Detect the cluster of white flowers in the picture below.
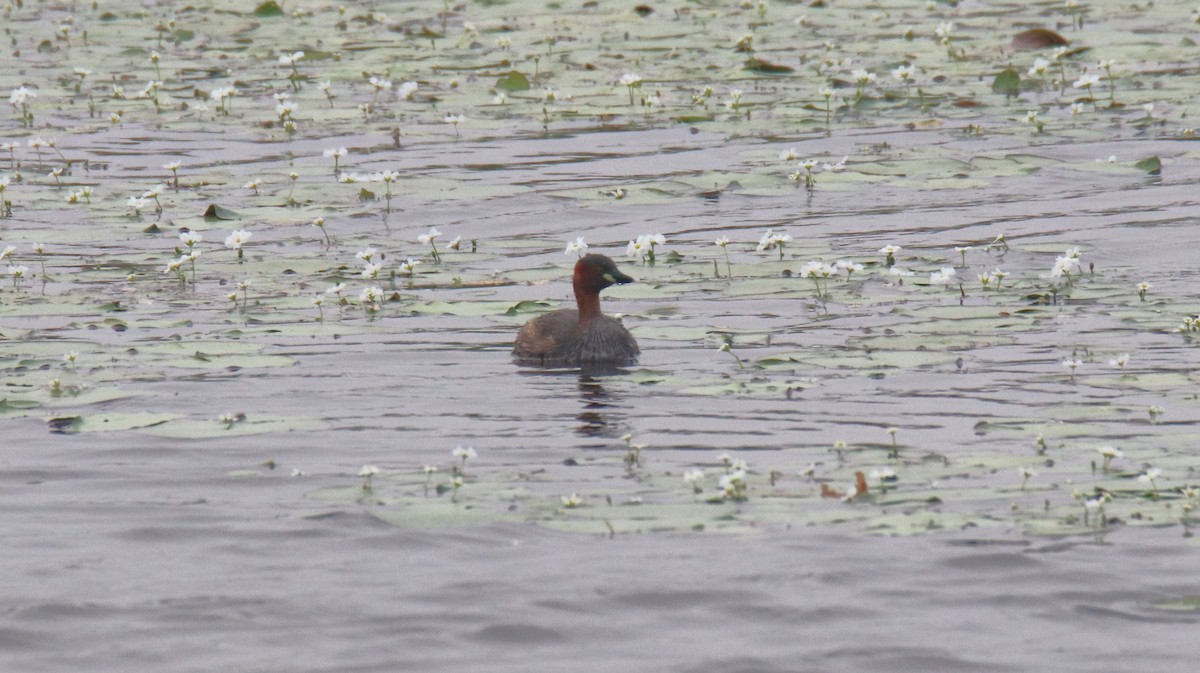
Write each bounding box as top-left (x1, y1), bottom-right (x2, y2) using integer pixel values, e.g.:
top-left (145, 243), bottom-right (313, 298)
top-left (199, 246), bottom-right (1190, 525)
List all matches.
top-left (1049, 246), bottom-right (1082, 282)
top-left (626, 233), bottom-right (665, 261)
top-left (799, 260), bottom-right (837, 279)
top-left (929, 266), bottom-right (956, 285)
top-left (210, 85), bottom-right (237, 103)
top-left (8, 86), bottom-right (35, 109)
top-left (756, 229), bottom-right (792, 254)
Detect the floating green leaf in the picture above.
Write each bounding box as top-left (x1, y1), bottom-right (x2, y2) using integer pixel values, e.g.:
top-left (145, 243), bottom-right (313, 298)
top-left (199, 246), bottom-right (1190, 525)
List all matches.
top-left (1134, 156), bottom-right (1162, 175)
top-left (991, 67), bottom-right (1021, 97)
top-left (495, 70), bottom-right (531, 91)
top-left (203, 204), bottom-right (240, 220)
top-left (253, 1), bottom-right (283, 17)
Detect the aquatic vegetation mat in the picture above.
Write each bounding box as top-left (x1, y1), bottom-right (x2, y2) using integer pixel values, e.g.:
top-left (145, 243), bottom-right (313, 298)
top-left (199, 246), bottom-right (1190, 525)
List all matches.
top-left (2, 0), bottom-right (1199, 539)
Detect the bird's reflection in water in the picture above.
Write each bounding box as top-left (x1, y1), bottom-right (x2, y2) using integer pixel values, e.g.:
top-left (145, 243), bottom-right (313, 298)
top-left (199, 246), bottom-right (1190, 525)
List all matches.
top-left (576, 367), bottom-right (629, 438)
top-left (517, 364), bottom-right (631, 439)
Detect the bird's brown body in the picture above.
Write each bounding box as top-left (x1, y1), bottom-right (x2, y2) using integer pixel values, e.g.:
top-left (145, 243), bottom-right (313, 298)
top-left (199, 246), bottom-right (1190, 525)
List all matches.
top-left (513, 254), bottom-right (639, 365)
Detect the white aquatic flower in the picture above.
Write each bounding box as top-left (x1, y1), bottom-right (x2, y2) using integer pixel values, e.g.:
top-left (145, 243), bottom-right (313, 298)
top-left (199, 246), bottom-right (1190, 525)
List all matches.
top-left (1137, 468), bottom-right (1162, 484)
top-left (417, 227), bottom-right (441, 245)
top-left (835, 260), bottom-right (863, 275)
top-left (356, 247), bottom-right (377, 262)
top-left (1063, 246), bottom-right (1081, 259)
top-left (852, 69), bottom-right (877, 84)
top-left (1050, 255), bottom-right (1079, 279)
top-left (564, 236), bottom-right (588, 256)
top-left (683, 469), bottom-right (705, 483)
top-left (369, 76), bottom-right (392, 91)
top-left (224, 230), bottom-right (252, 250)
top-left (453, 446), bottom-right (477, 460)
top-left (8, 86), bottom-right (36, 107)
top-left (929, 266), bottom-right (956, 285)
top-left (1028, 58), bottom-right (1050, 77)
top-left (619, 72), bottom-right (643, 87)
top-left (934, 21), bottom-right (954, 39)
top-left (398, 258), bottom-right (421, 275)
top-left (1097, 446), bottom-right (1123, 459)
top-left (822, 156), bottom-right (848, 172)
top-left (397, 81), bottom-right (418, 100)
top-left (626, 237), bottom-right (647, 258)
top-left (278, 51), bottom-right (304, 66)
top-left (179, 231), bottom-right (203, 246)
top-left (358, 464), bottom-right (379, 477)
top-left (1073, 73), bottom-right (1100, 89)
top-left (359, 286), bottom-right (384, 303)
top-left (1108, 353), bottom-right (1130, 369)
top-left (323, 147), bottom-right (348, 159)
top-left (714, 236), bottom-right (730, 248)
top-left (561, 493), bottom-right (582, 508)
top-left (799, 260), bottom-right (829, 278)
top-left (892, 64), bottom-right (915, 81)
top-left (325, 282), bottom-right (346, 295)
top-left (360, 262), bottom-right (383, 279)
top-left (779, 148), bottom-right (798, 161)
top-left (756, 229), bottom-right (792, 252)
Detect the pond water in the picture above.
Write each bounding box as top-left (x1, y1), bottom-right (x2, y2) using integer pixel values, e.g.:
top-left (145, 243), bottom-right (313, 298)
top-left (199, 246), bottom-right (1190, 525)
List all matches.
top-left (2, 1), bottom-right (1199, 670)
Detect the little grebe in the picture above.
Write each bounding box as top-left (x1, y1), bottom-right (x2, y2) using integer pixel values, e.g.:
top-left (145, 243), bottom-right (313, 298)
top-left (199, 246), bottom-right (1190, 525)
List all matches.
top-left (513, 253), bottom-right (639, 365)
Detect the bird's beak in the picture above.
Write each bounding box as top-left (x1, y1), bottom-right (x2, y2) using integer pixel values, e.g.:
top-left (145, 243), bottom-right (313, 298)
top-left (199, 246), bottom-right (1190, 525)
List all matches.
top-left (604, 270), bottom-right (634, 285)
